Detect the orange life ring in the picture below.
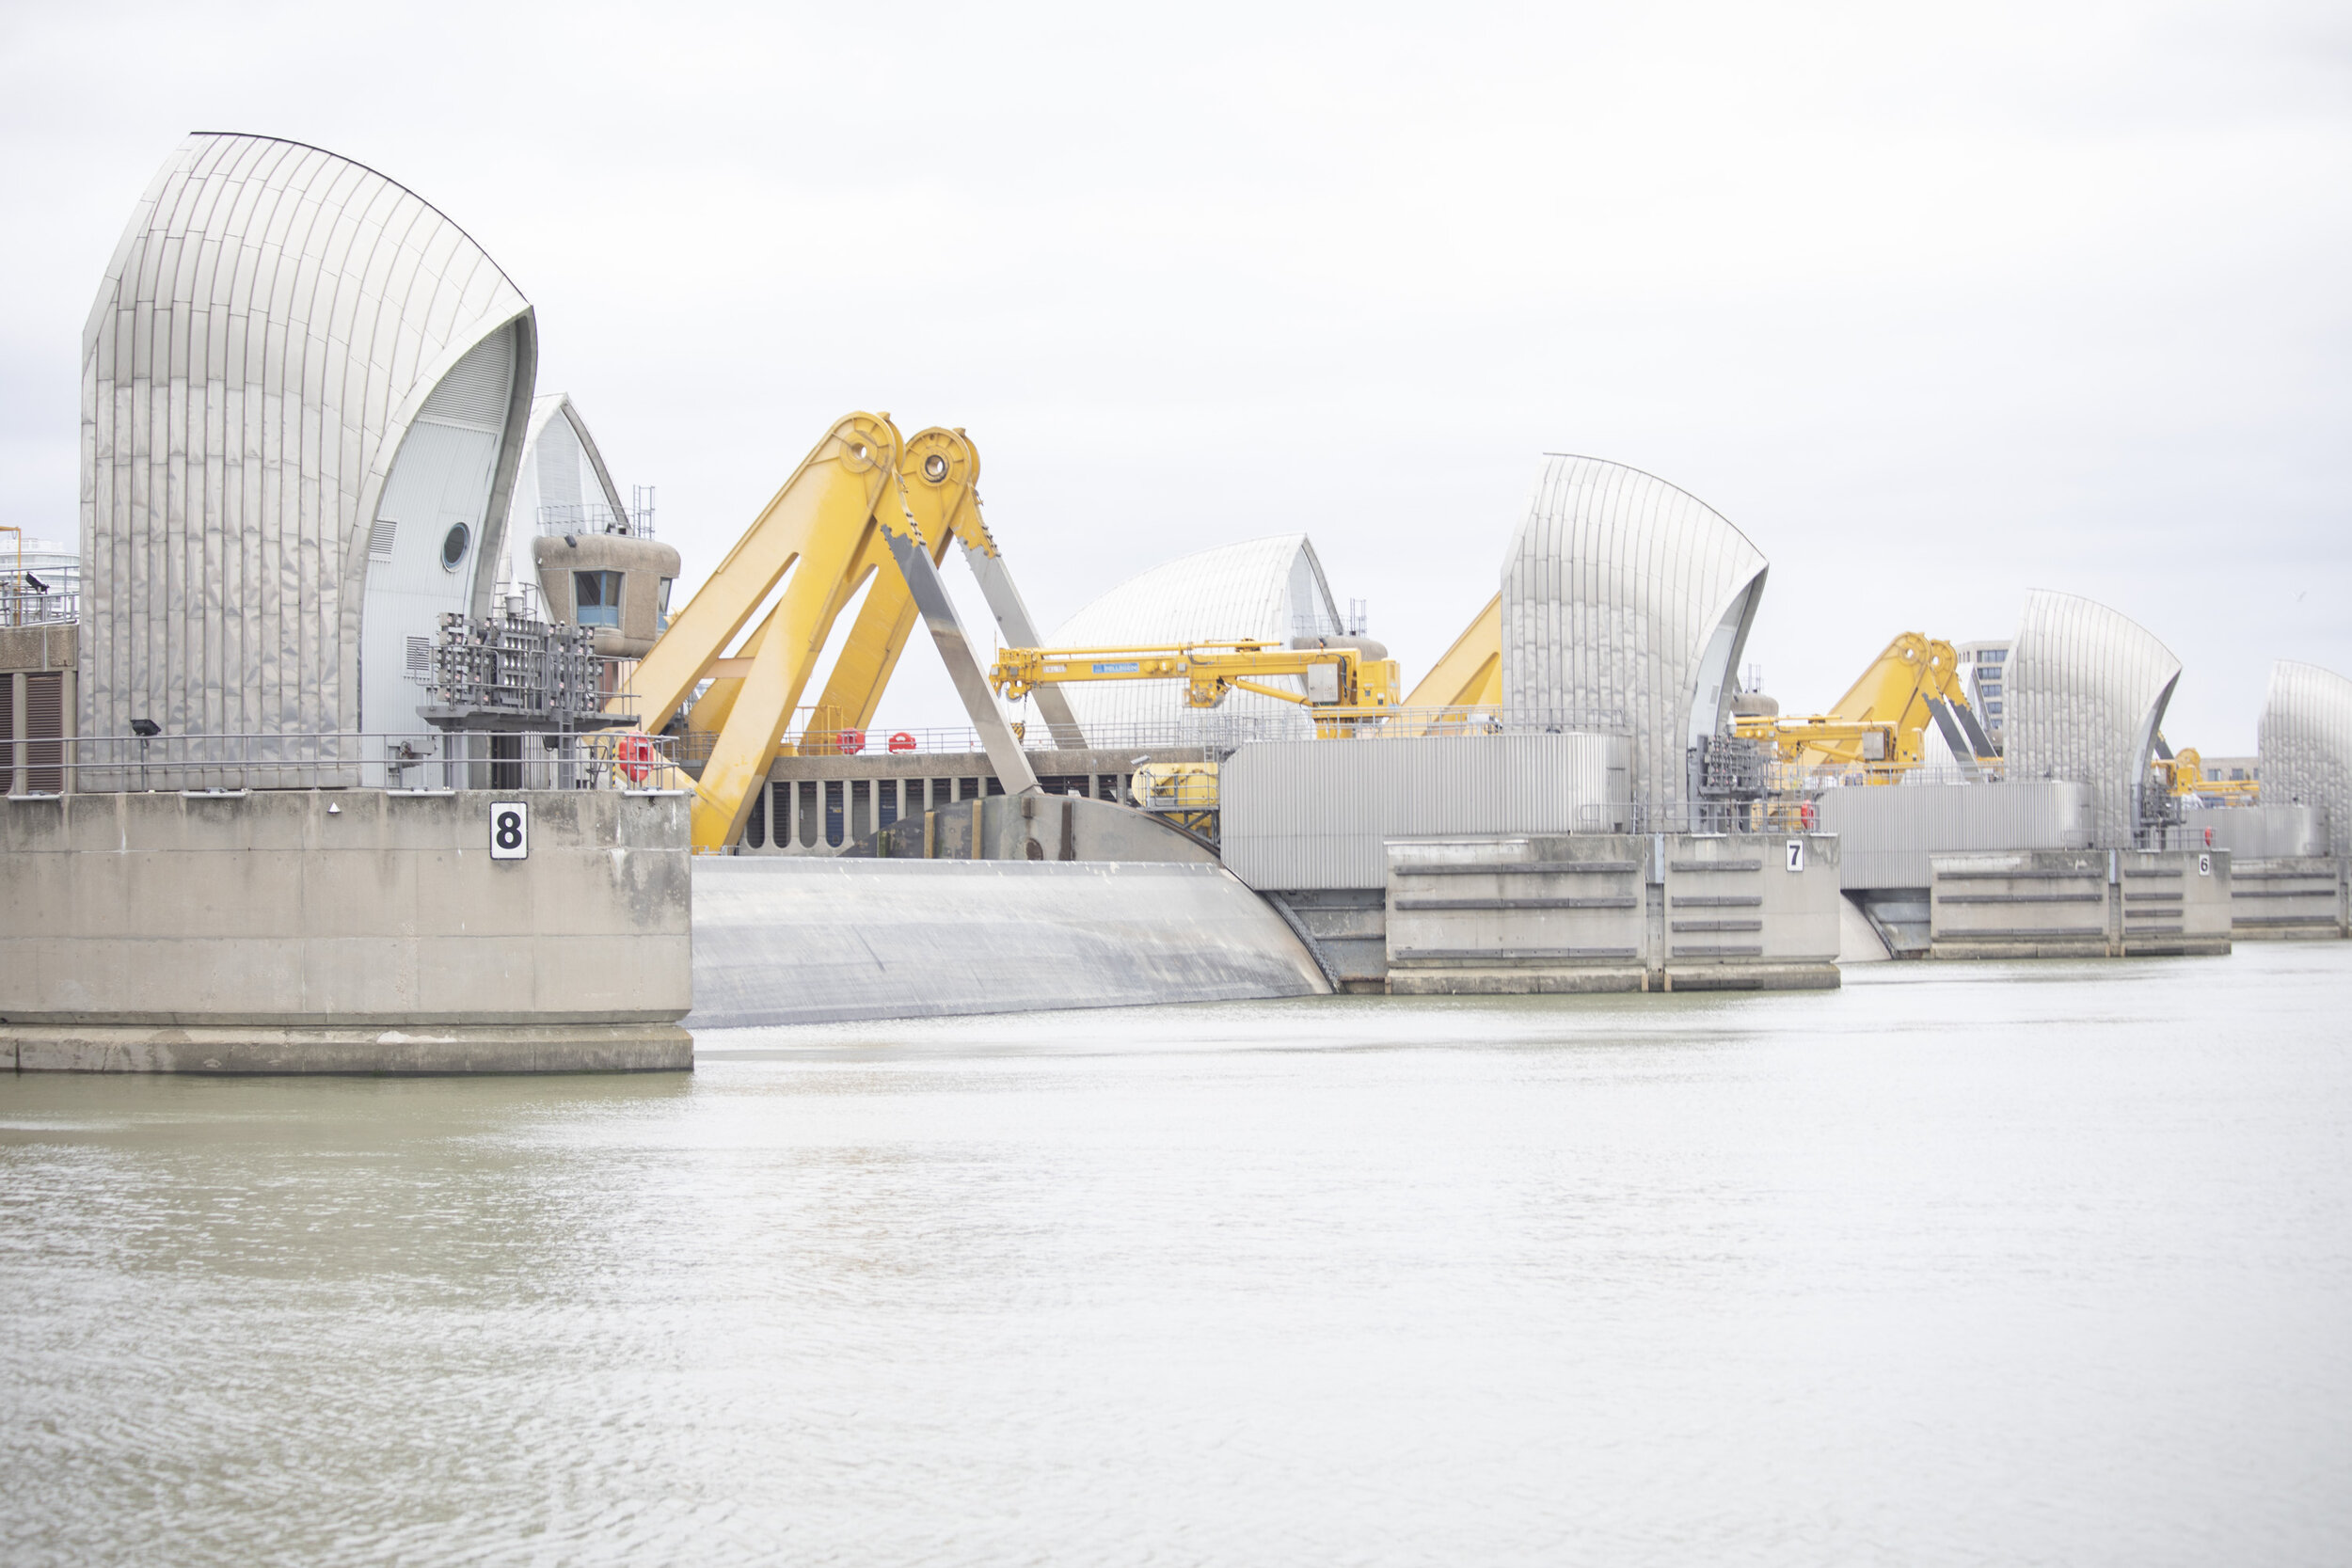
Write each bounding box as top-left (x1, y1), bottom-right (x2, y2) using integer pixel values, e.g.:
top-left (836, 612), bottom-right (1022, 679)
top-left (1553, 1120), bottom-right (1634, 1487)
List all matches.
top-left (888, 731), bottom-right (917, 753)
top-left (617, 733), bottom-right (657, 784)
top-left (838, 728), bottom-right (867, 755)
top-left (1799, 801), bottom-right (1817, 831)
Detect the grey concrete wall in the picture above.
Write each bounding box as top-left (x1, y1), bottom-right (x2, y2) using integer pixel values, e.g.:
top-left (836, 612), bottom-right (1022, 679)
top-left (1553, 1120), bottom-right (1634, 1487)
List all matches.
top-left (688, 858), bottom-right (1327, 1028)
top-left (898, 794), bottom-right (1218, 864)
top-left (1384, 832), bottom-right (1843, 994)
top-left (1812, 781), bottom-right (2092, 891)
top-left (1929, 847), bottom-right (2231, 959)
top-left (1, 621), bottom-right (77, 674)
top-left (2228, 857), bottom-right (2345, 940)
top-left (0, 788), bottom-right (691, 1070)
top-left (739, 746), bottom-right (1205, 855)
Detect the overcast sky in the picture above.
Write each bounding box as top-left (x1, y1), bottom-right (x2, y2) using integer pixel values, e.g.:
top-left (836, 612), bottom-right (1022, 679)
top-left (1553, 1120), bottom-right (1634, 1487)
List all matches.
top-left (3, 0), bottom-right (2345, 749)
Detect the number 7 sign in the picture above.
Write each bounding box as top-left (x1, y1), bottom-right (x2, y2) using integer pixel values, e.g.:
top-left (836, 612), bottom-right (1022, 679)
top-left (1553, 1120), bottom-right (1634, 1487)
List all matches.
top-left (490, 800), bottom-right (529, 861)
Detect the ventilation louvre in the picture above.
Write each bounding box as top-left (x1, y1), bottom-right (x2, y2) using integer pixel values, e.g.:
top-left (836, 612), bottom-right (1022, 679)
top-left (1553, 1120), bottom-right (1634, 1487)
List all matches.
top-left (417, 325), bottom-right (515, 431)
top-left (368, 519), bottom-right (397, 560)
top-left (406, 636), bottom-right (432, 674)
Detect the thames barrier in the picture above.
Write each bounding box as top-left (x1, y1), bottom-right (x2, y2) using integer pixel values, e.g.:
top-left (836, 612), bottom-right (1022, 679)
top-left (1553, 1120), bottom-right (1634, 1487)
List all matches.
top-left (3, 132), bottom-right (2346, 1069)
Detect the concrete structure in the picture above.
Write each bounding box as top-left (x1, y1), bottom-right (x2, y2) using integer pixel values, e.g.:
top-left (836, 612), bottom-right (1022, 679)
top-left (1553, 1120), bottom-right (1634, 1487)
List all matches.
top-left (2219, 859), bottom-right (2344, 940)
top-left (82, 133), bottom-right (535, 748)
top-left (0, 788), bottom-right (691, 1070)
top-left (2259, 660), bottom-right (2352, 857)
top-left (1927, 847), bottom-right (2230, 959)
top-left (3, 624), bottom-right (76, 797)
top-left (732, 746), bottom-right (1197, 854)
top-left (899, 792), bottom-right (1221, 864)
top-left (513, 394), bottom-right (678, 659)
top-left (1383, 832), bottom-right (1842, 993)
top-left (1502, 455), bottom-right (1767, 819)
top-left (2005, 591), bottom-right (2180, 847)
top-left (1043, 534), bottom-right (1345, 742)
top-left (688, 858), bottom-right (1328, 1028)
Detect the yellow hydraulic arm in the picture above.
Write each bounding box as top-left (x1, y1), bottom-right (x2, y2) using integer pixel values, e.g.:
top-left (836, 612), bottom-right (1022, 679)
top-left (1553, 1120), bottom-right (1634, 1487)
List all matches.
top-left (992, 641), bottom-right (1403, 713)
top-left (1402, 592), bottom-right (1503, 715)
top-left (1734, 632), bottom-right (1995, 773)
top-left (615, 412), bottom-right (1041, 851)
top-left (2153, 747), bottom-right (2261, 804)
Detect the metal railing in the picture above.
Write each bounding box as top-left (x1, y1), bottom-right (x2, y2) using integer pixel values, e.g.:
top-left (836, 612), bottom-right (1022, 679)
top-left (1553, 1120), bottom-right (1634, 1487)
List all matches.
top-left (8, 731), bottom-right (680, 797)
top-left (668, 705), bottom-right (1631, 764)
top-left (3, 559), bottom-right (81, 628)
top-left (536, 500), bottom-right (655, 540)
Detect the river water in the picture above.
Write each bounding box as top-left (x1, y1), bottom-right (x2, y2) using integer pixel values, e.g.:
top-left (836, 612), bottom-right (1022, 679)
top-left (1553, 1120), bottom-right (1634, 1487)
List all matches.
top-left (4, 944), bottom-right (2349, 1566)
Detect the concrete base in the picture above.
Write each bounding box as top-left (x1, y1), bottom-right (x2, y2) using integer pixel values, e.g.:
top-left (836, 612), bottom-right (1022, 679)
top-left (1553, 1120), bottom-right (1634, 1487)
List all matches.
top-left (1928, 847), bottom-right (2232, 959)
top-left (1383, 832), bottom-right (1845, 994)
top-left (1387, 960), bottom-right (1838, 995)
top-left (3, 1022), bottom-right (693, 1074)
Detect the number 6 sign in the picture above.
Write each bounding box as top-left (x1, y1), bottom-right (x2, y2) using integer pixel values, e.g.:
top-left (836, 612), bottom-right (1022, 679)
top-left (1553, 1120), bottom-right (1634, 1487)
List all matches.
top-left (490, 800), bottom-right (529, 861)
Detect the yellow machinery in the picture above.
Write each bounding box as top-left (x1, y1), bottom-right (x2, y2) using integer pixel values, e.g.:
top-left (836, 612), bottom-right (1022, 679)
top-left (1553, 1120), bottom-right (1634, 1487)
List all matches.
top-left (617, 413), bottom-right (1065, 851)
top-left (2153, 747), bottom-right (2261, 805)
top-left (1733, 633), bottom-right (1997, 777)
top-left (990, 640), bottom-right (1403, 715)
top-left (1401, 592), bottom-right (1502, 716)
top-left (1131, 760), bottom-right (1220, 837)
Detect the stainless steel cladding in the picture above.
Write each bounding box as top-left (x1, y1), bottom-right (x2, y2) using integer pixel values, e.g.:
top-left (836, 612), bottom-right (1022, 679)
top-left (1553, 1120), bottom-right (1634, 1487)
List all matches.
top-left (1502, 456), bottom-right (1767, 816)
top-left (2259, 660), bottom-right (2352, 856)
top-left (2005, 590), bottom-right (2181, 848)
top-left (2180, 803), bottom-right (2325, 860)
top-left (1812, 780), bottom-right (2094, 890)
top-left (1219, 732), bottom-right (1630, 891)
top-left (1045, 535), bottom-right (1343, 742)
top-left (81, 133), bottom-right (536, 741)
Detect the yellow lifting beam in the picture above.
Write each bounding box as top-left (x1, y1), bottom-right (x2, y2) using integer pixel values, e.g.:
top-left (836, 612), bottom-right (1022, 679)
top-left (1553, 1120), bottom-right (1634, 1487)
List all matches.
top-left (991, 641), bottom-right (1402, 712)
top-left (1734, 632), bottom-right (1996, 775)
top-left (1401, 591), bottom-right (1503, 722)
top-left (614, 412), bottom-right (1044, 852)
top-left (2153, 747), bottom-right (2261, 804)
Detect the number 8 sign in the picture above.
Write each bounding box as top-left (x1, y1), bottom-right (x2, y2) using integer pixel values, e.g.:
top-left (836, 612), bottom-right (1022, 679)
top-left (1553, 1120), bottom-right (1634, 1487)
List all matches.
top-left (490, 800), bottom-right (529, 861)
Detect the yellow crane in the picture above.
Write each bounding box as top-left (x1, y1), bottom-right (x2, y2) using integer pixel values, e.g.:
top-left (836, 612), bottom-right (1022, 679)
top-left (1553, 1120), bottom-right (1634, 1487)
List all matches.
top-left (615, 413), bottom-right (1061, 851)
top-left (990, 640), bottom-right (1403, 715)
top-left (1733, 632), bottom-right (1996, 776)
top-left (2152, 746), bottom-right (2260, 804)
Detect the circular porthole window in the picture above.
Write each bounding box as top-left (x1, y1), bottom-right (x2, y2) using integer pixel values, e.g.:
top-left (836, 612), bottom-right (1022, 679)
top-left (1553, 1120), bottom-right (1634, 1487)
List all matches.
top-left (440, 522), bottom-right (470, 570)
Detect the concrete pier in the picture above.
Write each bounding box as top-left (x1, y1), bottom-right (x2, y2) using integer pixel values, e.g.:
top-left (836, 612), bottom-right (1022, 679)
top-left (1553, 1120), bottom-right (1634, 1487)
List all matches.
top-left (1928, 847), bottom-right (2232, 959)
top-left (1382, 832), bottom-right (1844, 994)
top-left (0, 789), bottom-right (692, 1071)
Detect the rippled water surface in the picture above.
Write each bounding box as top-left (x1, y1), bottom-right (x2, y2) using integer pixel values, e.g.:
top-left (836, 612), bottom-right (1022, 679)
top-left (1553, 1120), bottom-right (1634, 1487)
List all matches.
top-left (6, 944), bottom-right (2351, 1566)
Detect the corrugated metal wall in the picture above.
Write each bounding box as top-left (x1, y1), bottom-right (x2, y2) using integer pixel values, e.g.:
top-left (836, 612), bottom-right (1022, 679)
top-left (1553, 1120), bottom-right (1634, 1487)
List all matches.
top-left (1502, 455), bottom-right (1767, 816)
top-left (2259, 660), bottom-right (2352, 857)
top-left (1220, 732), bottom-right (1629, 890)
top-left (1811, 781), bottom-right (2093, 889)
top-left (2180, 803), bottom-right (2324, 860)
top-left (2005, 590), bottom-right (2180, 848)
top-left (81, 132), bottom-right (534, 740)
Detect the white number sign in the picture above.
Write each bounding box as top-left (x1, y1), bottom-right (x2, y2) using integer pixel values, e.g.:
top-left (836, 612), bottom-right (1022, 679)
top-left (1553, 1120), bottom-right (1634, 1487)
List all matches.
top-left (2198, 852), bottom-right (2212, 877)
top-left (1786, 838), bottom-right (1806, 872)
top-left (490, 800), bottom-right (529, 861)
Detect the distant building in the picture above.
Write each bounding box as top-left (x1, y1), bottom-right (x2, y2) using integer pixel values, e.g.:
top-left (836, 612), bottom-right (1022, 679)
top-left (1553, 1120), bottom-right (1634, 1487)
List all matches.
top-left (1958, 640), bottom-right (2011, 751)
